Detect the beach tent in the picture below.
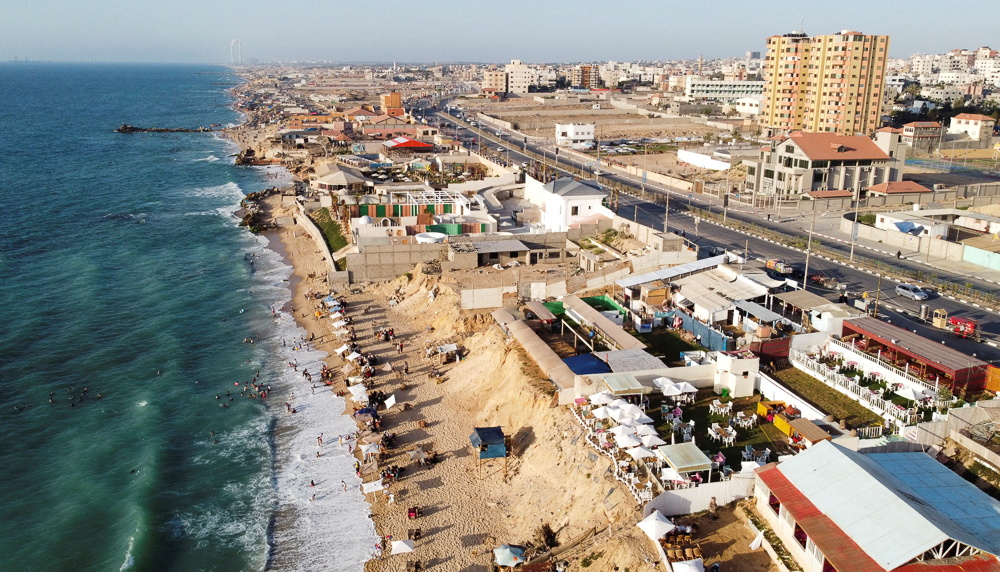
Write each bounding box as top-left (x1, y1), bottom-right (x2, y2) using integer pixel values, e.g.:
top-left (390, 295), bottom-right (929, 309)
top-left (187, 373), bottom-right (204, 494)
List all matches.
top-left (383, 394), bottom-right (397, 410)
top-left (355, 407), bottom-right (378, 418)
top-left (361, 479), bottom-right (384, 494)
top-left (335, 344), bottom-right (351, 356)
top-left (332, 320), bottom-right (349, 329)
top-left (494, 545), bottom-right (526, 568)
top-left (626, 446), bottom-right (656, 460)
top-left (348, 385), bottom-right (369, 402)
top-left (390, 539), bottom-right (415, 555)
top-left (671, 558), bottom-right (705, 572)
top-left (409, 448), bottom-right (428, 462)
top-left (346, 351), bottom-right (362, 361)
top-left (359, 431), bottom-right (382, 444)
top-left (615, 433), bottom-right (642, 448)
top-left (341, 364), bottom-right (355, 376)
top-left (637, 510), bottom-right (675, 541)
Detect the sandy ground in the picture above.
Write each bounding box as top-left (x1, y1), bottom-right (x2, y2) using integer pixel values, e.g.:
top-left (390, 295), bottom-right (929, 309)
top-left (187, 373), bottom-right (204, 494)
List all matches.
top-left (256, 192), bottom-right (778, 571)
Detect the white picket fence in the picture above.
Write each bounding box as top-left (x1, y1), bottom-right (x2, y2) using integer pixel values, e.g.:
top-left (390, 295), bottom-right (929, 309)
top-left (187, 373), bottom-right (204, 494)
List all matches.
top-left (569, 405), bottom-right (653, 504)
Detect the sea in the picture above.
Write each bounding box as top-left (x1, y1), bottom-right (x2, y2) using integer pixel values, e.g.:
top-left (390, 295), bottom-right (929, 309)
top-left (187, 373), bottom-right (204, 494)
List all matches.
top-left (0, 63), bottom-right (376, 572)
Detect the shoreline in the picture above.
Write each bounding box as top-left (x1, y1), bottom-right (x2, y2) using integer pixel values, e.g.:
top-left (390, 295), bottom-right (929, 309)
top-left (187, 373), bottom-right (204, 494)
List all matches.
top-left (222, 68), bottom-right (777, 572)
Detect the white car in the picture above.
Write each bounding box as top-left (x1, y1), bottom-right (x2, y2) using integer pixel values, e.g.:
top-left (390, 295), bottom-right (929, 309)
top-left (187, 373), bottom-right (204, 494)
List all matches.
top-left (895, 284), bottom-right (929, 300)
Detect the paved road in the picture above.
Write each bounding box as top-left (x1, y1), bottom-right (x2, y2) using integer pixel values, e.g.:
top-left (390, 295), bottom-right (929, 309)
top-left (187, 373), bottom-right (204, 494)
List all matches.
top-left (435, 111), bottom-right (1000, 359)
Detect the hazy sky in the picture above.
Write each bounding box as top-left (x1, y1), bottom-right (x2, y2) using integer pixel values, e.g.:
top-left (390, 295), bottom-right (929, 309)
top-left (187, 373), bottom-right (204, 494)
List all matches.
top-left (1, 0), bottom-right (995, 64)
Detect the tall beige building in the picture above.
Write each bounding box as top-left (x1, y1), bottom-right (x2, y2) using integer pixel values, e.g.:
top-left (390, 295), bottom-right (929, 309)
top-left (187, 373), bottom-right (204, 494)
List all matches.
top-left (761, 30), bottom-right (889, 136)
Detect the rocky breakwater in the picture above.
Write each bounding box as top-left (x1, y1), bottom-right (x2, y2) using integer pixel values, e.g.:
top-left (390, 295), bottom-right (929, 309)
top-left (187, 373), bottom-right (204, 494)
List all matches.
top-left (114, 123), bottom-right (217, 133)
top-left (235, 187), bottom-right (279, 232)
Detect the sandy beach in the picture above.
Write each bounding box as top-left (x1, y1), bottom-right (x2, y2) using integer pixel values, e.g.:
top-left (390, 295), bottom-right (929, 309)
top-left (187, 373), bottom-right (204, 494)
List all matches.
top-left (219, 75), bottom-right (775, 570)
top-left (253, 193), bottom-right (774, 571)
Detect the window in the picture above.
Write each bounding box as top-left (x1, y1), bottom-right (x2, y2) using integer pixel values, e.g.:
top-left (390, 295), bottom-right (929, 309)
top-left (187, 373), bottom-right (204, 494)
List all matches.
top-left (764, 169), bottom-right (775, 179)
top-left (571, 206), bottom-right (579, 216)
top-left (768, 493), bottom-right (781, 515)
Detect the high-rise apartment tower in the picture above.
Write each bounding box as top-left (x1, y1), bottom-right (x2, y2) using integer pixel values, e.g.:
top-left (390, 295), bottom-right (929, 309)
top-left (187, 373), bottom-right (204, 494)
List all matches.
top-left (761, 30), bottom-right (889, 136)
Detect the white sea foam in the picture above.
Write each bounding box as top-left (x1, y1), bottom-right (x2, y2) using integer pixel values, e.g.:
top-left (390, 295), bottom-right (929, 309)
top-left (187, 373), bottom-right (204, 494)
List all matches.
top-left (194, 155), bottom-right (221, 163)
top-left (245, 223), bottom-right (378, 570)
top-left (118, 536), bottom-right (135, 571)
top-left (183, 182), bottom-right (245, 200)
top-left (137, 401), bottom-right (148, 407)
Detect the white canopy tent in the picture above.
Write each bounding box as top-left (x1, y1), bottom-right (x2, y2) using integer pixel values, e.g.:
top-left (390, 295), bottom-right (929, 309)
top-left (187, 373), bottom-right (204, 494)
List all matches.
top-left (634, 425), bottom-right (659, 436)
top-left (614, 434), bottom-right (642, 448)
top-left (589, 391), bottom-right (615, 405)
top-left (361, 479), bottom-right (384, 494)
top-left (346, 351), bottom-right (362, 361)
top-left (641, 434), bottom-right (667, 448)
top-left (390, 539), bottom-right (415, 555)
top-left (591, 406), bottom-right (615, 419)
top-left (636, 510), bottom-right (676, 542)
top-left (671, 558), bottom-right (705, 572)
top-left (626, 446), bottom-right (656, 460)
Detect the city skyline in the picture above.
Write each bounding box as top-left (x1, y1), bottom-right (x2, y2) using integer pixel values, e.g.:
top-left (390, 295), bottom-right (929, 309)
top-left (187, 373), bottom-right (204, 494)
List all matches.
top-left (2, 0), bottom-right (997, 64)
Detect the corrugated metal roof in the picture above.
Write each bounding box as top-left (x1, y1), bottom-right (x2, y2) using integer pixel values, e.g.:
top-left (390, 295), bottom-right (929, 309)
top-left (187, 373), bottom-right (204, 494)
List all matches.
top-left (507, 320), bottom-right (575, 390)
top-left (734, 300), bottom-right (783, 323)
top-left (601, 348), bottom-right (665, 373)
top-left (615, 256), bottom-right (726, 289)
top-left (766, 441), bottom-right (1000, 570)
top-left (562, 296), bottom-right (646, 351)
top-left (525, 301), bottom-right (556, 321)
top-left (675, 269), bottom-right (768, 302)
top-left (756, 460), bottom-right (885, 572)
top-left (775, 289), bottom-right (831, 311)
top-left (844, 317), bottom-right (987, 374)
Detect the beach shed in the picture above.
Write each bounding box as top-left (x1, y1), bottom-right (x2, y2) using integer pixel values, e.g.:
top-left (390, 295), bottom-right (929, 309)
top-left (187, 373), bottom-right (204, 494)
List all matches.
top-left (788, 418), bottom-right (833, 449)
top-left (470, 426), bottom-right (509, 475)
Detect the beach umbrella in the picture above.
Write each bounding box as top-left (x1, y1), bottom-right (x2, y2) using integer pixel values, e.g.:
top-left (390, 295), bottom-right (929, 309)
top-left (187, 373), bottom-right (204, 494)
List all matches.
top-left (361, 479), bottom-right (384, 494)
top-left (383, 394), bottom-right (397, 410)
top-left (608, 425), bottom-right (636, 437)
top-left (641, 434), bottom-right (667, 448)
top-left (896, 386), bottom-right (926, 403)
top-left (609, 399), bottom-right (630, 410)
top-left (360, 442), bottom-right (381, 456)
top-left (634, 424), bottom-right (659, 436)
top-left (660, 383), bottom-right (683, 397)
top-left (615, 433), bottom-right (642, 448)
top-left (620, 403), bottom-right (644, 417)
top-left (627, 445), bottom-right (656, 460)
top-left (671, 558), bottom-right (705, 572)
top-left (630, 414), bottom-right (656, 424)
top-left (409, 448), bottom-right (428, 461)
top-left (589, 391), bottom-right (615, 405)
top-left (652, 376), bottom-right (674, 389)
top-left (335, 344), bottom-right (351, 355)
top-left (637, 510), bottom-right (675, 541)
top-left (346, 351), bottom-right (362, 361)
top-left (591, 406), bottom-right (614, 419)
top-left (390, 539), bottom-right (415, 554)
top-left (494, 545), bottom-right (525, 568)
top-left (677, 382), bottom-right (698, 394)
top-left (610, 408), bottom-right (633, 423)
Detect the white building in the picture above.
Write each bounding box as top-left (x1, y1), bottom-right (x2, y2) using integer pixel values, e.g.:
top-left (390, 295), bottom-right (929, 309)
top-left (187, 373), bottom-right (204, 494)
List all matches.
top-left (731, 96), bottom-right (763, 116)
top-left (504, 60), bottom-right (534, 94)
top-left (684, 76), bottom-right (765, 102)
top-left (754, 440), bottom-right (1000, 572)
top-left (555, 123), bottom-right (595, 149)
top-left (523, 176), bottom-right (612, 232)
top-left (948, 113), bottom-right (997, 141)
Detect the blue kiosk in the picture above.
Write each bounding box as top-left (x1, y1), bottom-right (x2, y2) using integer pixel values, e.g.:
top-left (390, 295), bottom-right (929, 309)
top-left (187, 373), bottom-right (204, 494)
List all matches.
top-left (469, 426), bottom-right (509, 476)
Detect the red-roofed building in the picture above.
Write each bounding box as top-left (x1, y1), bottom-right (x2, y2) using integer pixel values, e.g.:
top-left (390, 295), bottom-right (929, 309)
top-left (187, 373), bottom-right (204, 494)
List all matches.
top-left (743, 130), bottom-right (906, 201)
top-left (948, 113), bottom-right (996, 142)
top-left (754, 440), bottom-right (1000, 572)
top-left (382, 136), bottom-right (435, 154)
top-left (867, 180), bottom-right (933, 197)
top-left (902, 121), bottom-right (942, 152)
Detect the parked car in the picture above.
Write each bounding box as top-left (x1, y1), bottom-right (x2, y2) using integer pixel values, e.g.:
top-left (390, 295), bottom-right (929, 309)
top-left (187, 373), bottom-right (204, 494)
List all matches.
top-left (895, 283), bottom-right (929, 300)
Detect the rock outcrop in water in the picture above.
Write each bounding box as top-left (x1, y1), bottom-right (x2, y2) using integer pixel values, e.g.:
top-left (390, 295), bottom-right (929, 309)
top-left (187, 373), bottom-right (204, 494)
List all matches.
top-left (115, 123), bottom-right (216, 134)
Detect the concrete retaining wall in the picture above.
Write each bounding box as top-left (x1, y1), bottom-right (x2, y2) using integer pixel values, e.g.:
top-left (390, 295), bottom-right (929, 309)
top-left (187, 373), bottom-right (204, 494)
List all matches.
top-left (296, 203), bottom-right (338, 275)
top-left (757, 373), bottom-right (828, 422)
top-left (345, 243), bottom-right (446, 282)
top-left (644, 473), bottom-right (755, 517)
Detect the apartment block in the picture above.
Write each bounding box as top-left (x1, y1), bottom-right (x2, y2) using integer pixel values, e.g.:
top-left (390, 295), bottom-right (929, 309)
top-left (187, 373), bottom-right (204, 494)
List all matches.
top-left (684, 76), bottom-right (765, 102)
top-left (761, 30), bottom-right (890, 136)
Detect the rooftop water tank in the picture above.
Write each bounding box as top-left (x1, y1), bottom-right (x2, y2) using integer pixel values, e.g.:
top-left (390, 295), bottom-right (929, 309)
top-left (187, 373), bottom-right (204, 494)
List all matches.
top-left (359, 215), bottom-right (374, 224)
top-left (415, 232), bottom-right (447, 244)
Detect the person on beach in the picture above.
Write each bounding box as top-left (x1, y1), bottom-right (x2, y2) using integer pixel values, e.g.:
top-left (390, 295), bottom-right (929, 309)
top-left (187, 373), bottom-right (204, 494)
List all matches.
top-left (317, 434), bottom-right (323, 446)
top-left (342, 480), bottom-right (347, 491)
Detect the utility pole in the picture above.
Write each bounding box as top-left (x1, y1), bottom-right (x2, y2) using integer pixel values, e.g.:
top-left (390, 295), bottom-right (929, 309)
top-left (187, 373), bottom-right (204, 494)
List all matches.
top-left (849, 194), bottom-right (862, 263)
top-left (803, 214), bottom-right (816, 291)
top-left (664, 197), bottom-right (669, 234)
top-left (872, 273), bottom-right (883, 319)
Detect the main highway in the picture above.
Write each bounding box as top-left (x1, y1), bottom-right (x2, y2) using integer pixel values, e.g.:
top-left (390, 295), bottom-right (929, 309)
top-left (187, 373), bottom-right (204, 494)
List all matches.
top-left (430, 107), bottom-right (1000, 360)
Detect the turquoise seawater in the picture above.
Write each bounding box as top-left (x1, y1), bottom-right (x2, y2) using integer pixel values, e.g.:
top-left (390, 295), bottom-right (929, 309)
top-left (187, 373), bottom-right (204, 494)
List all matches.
top-left (0, 63), bottom-right (284, 571)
